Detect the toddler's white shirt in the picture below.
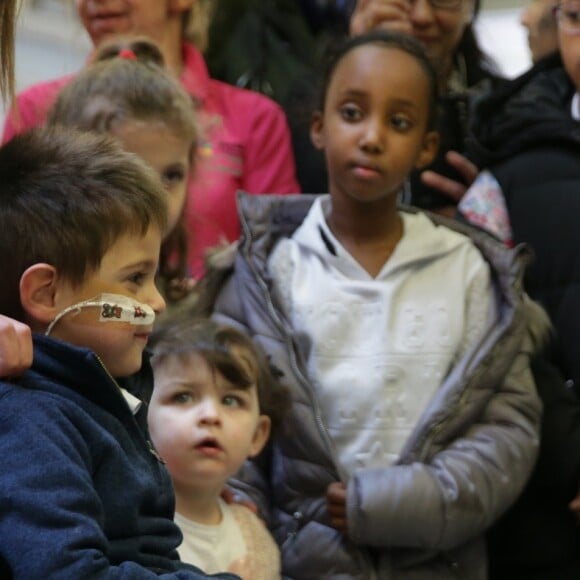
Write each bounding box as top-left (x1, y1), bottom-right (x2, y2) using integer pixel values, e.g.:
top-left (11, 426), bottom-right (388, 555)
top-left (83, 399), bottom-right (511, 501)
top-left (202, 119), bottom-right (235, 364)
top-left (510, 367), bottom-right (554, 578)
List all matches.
top-left (175, 498), bottom-right (245, 575)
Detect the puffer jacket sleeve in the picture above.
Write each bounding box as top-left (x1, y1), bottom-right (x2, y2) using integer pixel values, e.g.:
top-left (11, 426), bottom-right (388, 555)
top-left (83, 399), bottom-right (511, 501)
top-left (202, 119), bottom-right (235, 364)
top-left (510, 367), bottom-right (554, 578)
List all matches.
top-left (346, 330), bottom-right (541, 551)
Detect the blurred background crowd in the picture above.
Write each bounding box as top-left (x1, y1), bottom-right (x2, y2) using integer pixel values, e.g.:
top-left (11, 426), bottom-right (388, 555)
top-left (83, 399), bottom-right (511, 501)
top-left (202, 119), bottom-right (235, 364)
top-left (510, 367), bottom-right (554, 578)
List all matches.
top-left (4, 0), bottom-right (532, 129)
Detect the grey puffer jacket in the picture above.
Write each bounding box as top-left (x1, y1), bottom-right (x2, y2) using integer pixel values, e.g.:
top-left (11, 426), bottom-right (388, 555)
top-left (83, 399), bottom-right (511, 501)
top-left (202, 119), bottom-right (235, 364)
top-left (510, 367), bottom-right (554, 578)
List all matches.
top-left (200, 194), bottom-right (543, 580)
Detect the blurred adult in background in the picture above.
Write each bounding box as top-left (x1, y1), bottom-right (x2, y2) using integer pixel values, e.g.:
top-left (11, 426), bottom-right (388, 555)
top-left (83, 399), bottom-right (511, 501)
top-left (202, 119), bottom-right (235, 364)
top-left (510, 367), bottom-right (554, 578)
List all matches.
top-left (204, 0), bottom-right (352, 194)
top-left (3, 0), bottom-right (300, 278)
top-left (459, 3), bottom-right (580, 575)
top-left (206, 0), bottom-right (350, 105)
top-left (521, 0), bottom-right (560, 63)
top-left (460, 1), bottom-right (580, 390)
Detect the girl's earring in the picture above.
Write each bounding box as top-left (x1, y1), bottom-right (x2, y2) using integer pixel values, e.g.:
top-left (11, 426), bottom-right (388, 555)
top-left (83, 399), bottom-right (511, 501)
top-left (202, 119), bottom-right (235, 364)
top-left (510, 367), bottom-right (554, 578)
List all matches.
top-left (398, 178), bottom-right (412, 205)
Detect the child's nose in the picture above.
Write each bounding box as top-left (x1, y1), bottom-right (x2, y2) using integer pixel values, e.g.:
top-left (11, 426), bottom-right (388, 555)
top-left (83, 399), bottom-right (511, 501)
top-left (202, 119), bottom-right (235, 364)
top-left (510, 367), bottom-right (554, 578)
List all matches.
top-left (148, 283), bottom-right (166, 315)
top-left (360, 118), bottom-right (385, 153)
top-left (198, 397), bottom-right (221, 425)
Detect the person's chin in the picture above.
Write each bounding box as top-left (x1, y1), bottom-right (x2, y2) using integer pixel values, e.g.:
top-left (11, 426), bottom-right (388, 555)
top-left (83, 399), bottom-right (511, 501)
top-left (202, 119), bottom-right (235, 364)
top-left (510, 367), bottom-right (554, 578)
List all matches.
top-left (90, 21), bottom-right (129, 45)
top-left (109, 357), bottom-right (143, 379)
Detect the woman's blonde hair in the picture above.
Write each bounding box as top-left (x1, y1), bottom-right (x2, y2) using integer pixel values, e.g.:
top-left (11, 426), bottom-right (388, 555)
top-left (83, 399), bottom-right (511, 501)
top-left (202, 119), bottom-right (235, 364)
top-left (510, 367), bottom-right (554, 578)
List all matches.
top-left (0, 0), bottom-right (17, 103)
top-left (182, 0), bottom-right (214, 51)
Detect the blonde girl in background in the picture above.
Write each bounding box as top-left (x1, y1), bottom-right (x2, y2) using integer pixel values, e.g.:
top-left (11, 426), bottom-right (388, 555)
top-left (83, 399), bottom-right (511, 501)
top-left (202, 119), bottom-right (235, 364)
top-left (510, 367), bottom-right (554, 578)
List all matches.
top-left (47, 36), bottom-right (198, 307)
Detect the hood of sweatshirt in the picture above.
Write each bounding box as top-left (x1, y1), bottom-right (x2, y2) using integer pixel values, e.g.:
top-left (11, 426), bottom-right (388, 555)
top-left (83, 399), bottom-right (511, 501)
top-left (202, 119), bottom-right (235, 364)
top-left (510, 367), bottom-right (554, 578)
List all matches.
top-left (290, 196), bottom-right (473, 280)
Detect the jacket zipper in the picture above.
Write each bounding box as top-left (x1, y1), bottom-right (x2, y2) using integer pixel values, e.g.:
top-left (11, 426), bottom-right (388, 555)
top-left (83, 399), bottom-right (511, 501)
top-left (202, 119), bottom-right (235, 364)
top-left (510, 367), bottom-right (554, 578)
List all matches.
top-left (240, 216), bottom-right (339, 472)
top-left (93, 353), bottom-right (164, 465)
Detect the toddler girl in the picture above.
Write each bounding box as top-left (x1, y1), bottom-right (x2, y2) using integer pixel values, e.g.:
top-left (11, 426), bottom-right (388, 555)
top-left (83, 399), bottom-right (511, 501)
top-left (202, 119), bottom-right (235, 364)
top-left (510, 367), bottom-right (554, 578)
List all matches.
top-left (148, 318), bottom-right (288, 578)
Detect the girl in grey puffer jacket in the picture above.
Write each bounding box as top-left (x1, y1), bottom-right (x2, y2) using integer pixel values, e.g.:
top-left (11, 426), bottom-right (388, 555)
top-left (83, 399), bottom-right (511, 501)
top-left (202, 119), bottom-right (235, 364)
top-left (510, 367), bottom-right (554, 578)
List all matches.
top-left (199, 31), bottom-right (543, 579)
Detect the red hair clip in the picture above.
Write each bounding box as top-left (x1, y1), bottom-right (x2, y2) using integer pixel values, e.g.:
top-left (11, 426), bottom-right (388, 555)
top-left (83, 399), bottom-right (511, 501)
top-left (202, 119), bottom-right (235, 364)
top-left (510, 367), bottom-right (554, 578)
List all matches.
top-left (118, 48), bottom-right (137, 61)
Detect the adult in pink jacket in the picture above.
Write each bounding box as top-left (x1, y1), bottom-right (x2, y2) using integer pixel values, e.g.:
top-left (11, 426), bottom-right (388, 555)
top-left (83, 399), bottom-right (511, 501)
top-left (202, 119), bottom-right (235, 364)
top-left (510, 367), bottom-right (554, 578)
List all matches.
top-left (3, 0), bottom-right (300, 277)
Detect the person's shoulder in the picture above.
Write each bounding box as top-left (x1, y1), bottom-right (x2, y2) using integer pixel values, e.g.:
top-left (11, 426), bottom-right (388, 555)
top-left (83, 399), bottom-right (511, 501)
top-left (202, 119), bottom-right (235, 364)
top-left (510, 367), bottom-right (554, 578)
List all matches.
top-left (0, 375), bottom-right (73, 423)
top-left (403, 210), bottom-right (472, 243)
top-left (208, 77), bottom-right (285, 117)
top-left (404, 210), bottom-right (496, 267)
top-left (0, 379), bottom-right (18, 405)
top-left (5, 74), bottom-right (74, 139)
top-left (14, 74), bottom-right (74, 106)
top-left (480, 53), bottom-right (567, 111)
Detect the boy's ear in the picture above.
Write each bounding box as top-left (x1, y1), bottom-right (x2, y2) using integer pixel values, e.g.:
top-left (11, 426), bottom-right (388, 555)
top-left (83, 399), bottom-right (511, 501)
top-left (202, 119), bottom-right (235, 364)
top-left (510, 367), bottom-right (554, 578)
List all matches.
top-left (415, 130), bottom-right (440, 170)
top-left (310, 111), bottom-right (325, 151)
top-left (247, 416), bottom-right (271, 459)
top-left (19, 264), bottom-right (60, 327)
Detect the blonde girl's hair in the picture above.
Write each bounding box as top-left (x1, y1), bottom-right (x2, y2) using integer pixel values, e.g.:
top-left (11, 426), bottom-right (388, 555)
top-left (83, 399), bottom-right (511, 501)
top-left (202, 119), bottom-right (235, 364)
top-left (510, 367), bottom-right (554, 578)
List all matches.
top-left (47, 37), bottom-right (199, 298)
top-left (48, 37), bottom-right (198, 145)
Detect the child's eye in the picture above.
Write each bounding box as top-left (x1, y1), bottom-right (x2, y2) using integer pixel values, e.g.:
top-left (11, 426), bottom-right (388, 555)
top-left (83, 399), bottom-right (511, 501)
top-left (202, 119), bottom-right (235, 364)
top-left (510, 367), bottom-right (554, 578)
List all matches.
top-left (162, 166), bottom-right (186, 186)
top-left (568, 9), bottom-right (580, 23)
top-left (340, 103), bottom-right (363, 122)
top-left (222, 394), bottom-right (244, 408)
top-left (173, 392), bottom-right (193, 404)
top-left (390, 115), bottom-right (412, 131)
top-left (127, 272), bottom-right (147, 286)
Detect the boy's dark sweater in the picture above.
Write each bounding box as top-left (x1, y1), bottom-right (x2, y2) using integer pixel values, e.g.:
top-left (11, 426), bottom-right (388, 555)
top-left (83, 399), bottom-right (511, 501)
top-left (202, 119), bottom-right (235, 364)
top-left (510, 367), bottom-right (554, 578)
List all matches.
top-left (0, 334), bottom-right (236, 579)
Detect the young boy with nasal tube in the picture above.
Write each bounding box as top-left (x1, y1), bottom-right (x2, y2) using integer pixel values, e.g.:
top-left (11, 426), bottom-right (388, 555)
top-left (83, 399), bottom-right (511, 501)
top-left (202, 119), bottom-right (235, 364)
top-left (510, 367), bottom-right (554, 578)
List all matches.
top-left (0, 127), bottom-right (236, 579)
top-left (197, 31), bottom-right (545, 579)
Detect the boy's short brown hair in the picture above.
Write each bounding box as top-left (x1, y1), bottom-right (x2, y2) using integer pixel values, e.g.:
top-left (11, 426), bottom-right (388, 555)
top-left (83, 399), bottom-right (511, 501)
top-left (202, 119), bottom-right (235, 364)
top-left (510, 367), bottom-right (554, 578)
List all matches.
top-left (150, 317), bottom-right (290, 431)
top-left (0, 126), bottom-right (167, 321)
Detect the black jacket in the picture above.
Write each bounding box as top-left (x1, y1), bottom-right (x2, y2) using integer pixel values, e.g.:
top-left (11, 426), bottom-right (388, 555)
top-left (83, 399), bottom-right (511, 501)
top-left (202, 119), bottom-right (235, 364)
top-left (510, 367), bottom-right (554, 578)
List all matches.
top-left (464, 54), bottom-right (580, 580)
top-left (465, 53), bottom-right (580, 389)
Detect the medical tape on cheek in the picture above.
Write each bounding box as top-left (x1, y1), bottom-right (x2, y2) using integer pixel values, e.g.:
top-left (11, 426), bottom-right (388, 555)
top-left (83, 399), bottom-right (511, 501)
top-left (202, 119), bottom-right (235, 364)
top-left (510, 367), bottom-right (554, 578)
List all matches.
top-left (45, 293), bottom-right (156, 336)
top-left (95, 294), bottom-right (155, 325)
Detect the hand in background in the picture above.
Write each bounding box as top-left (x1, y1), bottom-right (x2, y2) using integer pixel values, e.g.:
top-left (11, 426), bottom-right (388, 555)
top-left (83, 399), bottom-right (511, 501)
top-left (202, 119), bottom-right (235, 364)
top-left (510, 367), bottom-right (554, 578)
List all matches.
top-left (350, 0), bottom-right (413, 37)
top-left (327, 481), bottom-right (348, 534)
top-left (569, 490), bottom-right (580, 525)
top-left (421, 151), bottom-right (480, 206)
top-left (0, 315), bottom-right (32, 378)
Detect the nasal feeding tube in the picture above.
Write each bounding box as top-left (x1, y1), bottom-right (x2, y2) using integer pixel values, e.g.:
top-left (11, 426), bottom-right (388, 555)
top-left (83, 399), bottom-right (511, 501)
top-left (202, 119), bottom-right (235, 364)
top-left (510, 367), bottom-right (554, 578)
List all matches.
top-left (46, 293), bottom-right (156, 336)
